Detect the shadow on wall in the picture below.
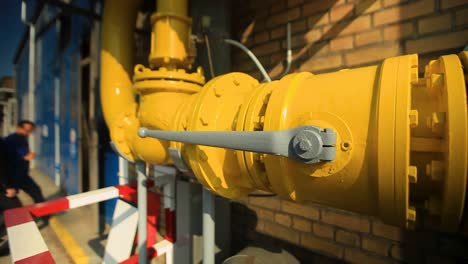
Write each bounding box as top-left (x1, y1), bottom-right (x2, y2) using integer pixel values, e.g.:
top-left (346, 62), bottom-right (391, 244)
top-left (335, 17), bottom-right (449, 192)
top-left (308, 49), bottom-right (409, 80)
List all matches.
top-left (232, 0), bottom-right (467, 78)
top-left (231, 199), bottom-right (468, 263)
top-left (230, 202), bottom-right (345, 263)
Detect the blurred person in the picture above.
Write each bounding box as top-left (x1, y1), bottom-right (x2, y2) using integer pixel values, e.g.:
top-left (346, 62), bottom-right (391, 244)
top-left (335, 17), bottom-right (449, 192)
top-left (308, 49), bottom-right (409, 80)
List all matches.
top-left (4, 120), bottom-right (45, 204)
top-left (0, 134), bottom-right (21, 254)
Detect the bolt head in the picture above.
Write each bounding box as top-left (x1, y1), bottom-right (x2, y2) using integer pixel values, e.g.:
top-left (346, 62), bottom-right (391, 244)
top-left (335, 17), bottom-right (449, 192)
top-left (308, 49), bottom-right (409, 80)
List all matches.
top-left (298, 139), bottom-right (312, 151)
top-left (293, 129), bottom-right (323, 162)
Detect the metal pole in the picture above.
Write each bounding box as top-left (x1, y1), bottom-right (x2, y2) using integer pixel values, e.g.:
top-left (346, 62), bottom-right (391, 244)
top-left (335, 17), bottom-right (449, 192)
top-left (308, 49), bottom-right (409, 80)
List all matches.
top-left (137, 161), bottom-right (147, 263)
top-left (54, 76), bottom-right (60, 186)
top-left (118, 157), bottom-right (129, 185)
top-left (28, 24), bottom-right (36, 168)
top-left (203, 188), bottom-right (215, 264)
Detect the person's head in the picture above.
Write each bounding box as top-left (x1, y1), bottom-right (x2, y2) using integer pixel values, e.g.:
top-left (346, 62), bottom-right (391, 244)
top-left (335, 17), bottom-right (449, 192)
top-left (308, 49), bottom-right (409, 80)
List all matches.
top-left (16, 120), bottom-right (36, 136)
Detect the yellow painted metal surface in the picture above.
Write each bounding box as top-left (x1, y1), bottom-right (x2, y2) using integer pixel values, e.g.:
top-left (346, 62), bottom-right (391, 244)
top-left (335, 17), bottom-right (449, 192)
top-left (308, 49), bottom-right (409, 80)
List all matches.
top-left (176, 54), bottom-right (467, 232)
top-left (100, 0), bottom-right (203, 164)
top-left (149, 0), bottom-right (194, 69)
top-left (100, 0), bottom-right (467, 232)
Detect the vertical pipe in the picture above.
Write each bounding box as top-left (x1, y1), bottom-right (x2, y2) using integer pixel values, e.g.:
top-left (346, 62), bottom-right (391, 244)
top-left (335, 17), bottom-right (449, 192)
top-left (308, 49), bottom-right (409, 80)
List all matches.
top-left (54, 76), bottom-right (60, 186)
top-left (28, 25), bottom-right (36, 168)
top-left (137, 161), bottom-right (147, 263)
top-left (118, 157), bottom-right (129, 185)
top-left (203, 188), bottom-right (215, 264)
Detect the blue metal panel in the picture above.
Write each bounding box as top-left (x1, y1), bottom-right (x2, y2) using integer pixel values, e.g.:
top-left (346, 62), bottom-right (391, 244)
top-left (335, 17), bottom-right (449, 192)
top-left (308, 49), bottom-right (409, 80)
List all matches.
top-left (15, 49), bottom-right (29, 121)
top-left (59, 12), bottom-right (92, 194)
top-left (35, 23), bottom-right (58, 181)
top-left (102, 150), bottom-right (119, 224)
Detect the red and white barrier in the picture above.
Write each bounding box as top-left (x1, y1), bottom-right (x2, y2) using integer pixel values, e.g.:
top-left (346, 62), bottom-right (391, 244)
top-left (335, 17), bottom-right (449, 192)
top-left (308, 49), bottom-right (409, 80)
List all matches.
top-left (4, 184), bottom-right (176, 264)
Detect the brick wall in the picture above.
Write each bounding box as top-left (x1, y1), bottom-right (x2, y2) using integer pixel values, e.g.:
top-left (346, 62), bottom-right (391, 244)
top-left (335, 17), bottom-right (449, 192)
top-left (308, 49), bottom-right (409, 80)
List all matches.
top-left (231, 0), bottom-right (468, 77)
top-left (230, 0), bottom-right (468, 263)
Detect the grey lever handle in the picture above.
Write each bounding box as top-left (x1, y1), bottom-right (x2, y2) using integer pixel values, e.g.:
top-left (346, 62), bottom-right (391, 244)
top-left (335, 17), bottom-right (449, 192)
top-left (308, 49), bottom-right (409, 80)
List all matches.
top-left (138, 126), bottom-right (336, 163)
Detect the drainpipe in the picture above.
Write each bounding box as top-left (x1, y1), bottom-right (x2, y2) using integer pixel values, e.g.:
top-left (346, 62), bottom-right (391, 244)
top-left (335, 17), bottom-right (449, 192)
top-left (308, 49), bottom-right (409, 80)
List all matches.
top-left (203, 188), bottom-right (215, 264)
top-left (22, 0), bottom-right (36, 167)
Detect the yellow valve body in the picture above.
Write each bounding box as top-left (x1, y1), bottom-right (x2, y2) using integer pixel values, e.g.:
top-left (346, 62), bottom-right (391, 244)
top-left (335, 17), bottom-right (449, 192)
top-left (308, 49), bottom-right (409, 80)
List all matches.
top-left (163, 53), bottom-right (465, 232)
top-left (100, 0), bottom-right (467, 233)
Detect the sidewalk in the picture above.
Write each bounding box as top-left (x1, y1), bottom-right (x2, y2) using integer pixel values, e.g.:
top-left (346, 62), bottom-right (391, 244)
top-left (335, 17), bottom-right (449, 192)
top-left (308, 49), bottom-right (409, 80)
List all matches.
top-left (1, 170), bottom-right (106, 264)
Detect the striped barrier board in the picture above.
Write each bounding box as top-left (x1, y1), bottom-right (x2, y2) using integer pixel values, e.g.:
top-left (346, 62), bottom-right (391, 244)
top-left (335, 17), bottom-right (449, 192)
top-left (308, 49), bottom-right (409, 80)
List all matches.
top-left (4, 185), bottom-right (175, 264)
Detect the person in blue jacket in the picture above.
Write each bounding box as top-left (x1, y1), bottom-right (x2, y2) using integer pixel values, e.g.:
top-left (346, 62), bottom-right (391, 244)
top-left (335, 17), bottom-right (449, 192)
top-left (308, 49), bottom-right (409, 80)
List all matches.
top-left (4, 120), bottom-right (45, 204)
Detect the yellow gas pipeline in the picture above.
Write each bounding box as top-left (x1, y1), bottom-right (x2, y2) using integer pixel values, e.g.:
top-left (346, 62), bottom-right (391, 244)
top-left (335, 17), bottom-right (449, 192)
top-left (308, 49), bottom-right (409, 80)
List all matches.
top-left (100, 0), bottom-right (468, 233)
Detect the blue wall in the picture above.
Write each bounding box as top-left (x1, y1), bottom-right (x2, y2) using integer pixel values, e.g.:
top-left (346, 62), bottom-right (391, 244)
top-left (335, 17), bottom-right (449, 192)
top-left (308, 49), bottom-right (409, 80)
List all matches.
top-left (15, 2), bottom-right (94, 195)
top-left (15, 0), bottom-right (121, 223)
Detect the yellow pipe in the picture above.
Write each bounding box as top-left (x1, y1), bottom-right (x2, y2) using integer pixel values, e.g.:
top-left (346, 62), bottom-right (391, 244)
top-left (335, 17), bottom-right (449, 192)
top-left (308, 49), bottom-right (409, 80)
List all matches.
top-left (100, 0), bottom-right (467, 233)
top-left (100, 0), bottom-right (169, 163)
top-left (100, 0), bottom-right (139, 126)
top-left (149, 0), bottom-right (194, 68)
top-left (180, 54), bottom-right (467, 232)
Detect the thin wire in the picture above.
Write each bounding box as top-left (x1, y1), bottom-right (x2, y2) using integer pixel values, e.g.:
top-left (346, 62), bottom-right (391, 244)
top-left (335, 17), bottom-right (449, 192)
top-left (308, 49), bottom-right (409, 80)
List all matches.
top-left (204, 34), bottom-right (215, 79)
top-left (273, 22), bottom-right (292, 79)
top-left (224, 38), bottom-right (272, 82)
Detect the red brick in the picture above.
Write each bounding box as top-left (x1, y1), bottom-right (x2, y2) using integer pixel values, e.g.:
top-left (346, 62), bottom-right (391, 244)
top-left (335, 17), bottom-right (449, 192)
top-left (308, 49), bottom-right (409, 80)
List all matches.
top-left (374, 0), bottom-right (435, 26)
top-left (264, 222), bottom-right (300, 244)
top-left (255, 220), bottom-right (266, 232)
top-left (308, 42), bottom-right (330, 57)
top-left (236, 61), bottom-right (257, 72)
top-left (251, 41), bottom-right (281, 56)
top-left (383, 0), bottom-right (409, 7)
top-left (304, 28), bottom-right (323, 43)
top-left (248, 196), bottom-right (280, 210)
top-left (275, 212), bottom-right (292, 226)
top-left (441, 0), bottom-right (468, 9)
top-left (291, 20), bottom-right (307, 33)
top-left (321, 210), bottom-right (371, 233)
top-left (383, 22), bottom-right (414, 41)
top-left (299, 54), bottom-right (343, 72)
top-left (372, 221), bottom-right (402, 241)
top-left (271, 27), bottom-right (286, 39)
top-left (267, 7), bottom-right (301, 28)
top-left (248, 205), bottom-right (275, 220)
top-left (355, 29), bottom-right (382, 46)
top-left (355, 0), bottom-right (383, 14)
top-left (281, 200), bottom-right (320, 220)
top-left (292, 216), bottom-right (312, 232)
top-left (254, 32), bottom-right (269, 44)
top-left (330, 4), bottom-right (354, 22)
top-left (456, 8), bottom-right (468, 26)
top-left (405, 29), bottom-right (468, 54)
top-left (344, 248), bottom-right (389, 264)
top-left (418, 14), bottom-right (452, 35)
top-left (301, 234), bottom-right (344, 258)
top-left (308, 13), bottom-right (330, 27)
top-left (287, 0), bottom-right (303, 7)
top-left (312, 222), bottom-right (335, 239)
top-left (336, 230), bottom-right (360, 246)
top-left (323, 16), bottom-right (371, 37)
top-left (345, 43), bottom-right (401, 66)
top-left (303, 1), bottom-right (335, 16)
top-left (362, 237), bottom-right (390, 256)
top-left (330, 36), bottom-right (353, 51)
top-left (270, 0), bottom-right (286, 14)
